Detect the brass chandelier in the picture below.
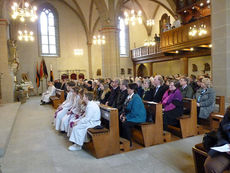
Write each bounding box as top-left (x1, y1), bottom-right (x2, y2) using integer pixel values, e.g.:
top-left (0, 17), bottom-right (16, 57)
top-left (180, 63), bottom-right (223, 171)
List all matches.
top-left (11, 0), bottom-right (38, 22)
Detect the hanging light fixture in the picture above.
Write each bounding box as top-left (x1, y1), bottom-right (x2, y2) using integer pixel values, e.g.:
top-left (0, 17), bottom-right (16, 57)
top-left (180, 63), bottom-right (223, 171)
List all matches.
top-left (93, 35), bottom-right (106, 45)
top-left (198, 24), bottom-right (207, 36)
top-left (18, 30), bottom-right (34, 41)
top-left (189, 24), bottom-right (207, 37)
top-left (124, 0), bottom-right (142, 26)
top-left (189, 25), bottom-right (198, 37)
top-left (146, 19), bottom-right (155, 26)
top-left (11, 0), bottom-right (38, 22)
top-left (144, 38), bottom-right (156, 47)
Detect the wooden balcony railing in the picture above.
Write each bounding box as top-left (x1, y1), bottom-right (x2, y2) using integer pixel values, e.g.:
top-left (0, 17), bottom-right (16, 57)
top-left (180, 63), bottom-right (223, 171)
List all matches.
top-left (131, 41), bottom-right (161, 59)
top-left (160, 15), bottom-right (211, 52)
top-left (131, 15), bottom-right (211, 60)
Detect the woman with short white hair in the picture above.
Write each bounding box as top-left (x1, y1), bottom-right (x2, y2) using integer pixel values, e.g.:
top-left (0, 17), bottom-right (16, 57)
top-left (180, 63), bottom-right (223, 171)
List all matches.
top-left (194, 78), bottom-right (216, 120)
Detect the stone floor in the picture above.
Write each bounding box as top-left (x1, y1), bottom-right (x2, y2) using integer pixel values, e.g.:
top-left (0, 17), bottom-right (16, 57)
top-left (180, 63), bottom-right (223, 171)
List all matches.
top-left (2, 97), bottom-right (203, 173)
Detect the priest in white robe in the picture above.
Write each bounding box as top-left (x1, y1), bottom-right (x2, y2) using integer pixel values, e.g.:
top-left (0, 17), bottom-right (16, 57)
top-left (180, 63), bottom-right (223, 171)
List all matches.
top-left (41, 81), bottom-right (56, 104)
top-left (68, 92), bottom-right (101, 151)
top-left (54, 81), bottom-right (75, 131)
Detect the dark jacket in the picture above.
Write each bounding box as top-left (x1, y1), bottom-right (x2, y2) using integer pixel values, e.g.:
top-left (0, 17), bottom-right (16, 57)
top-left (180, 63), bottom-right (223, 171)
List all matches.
top-left (117, 89), bottom-right (128, 113)
top-left (143, 88), bottom-right (154, 101)
top-left (107, 86), bottom-right (120, 108)
top-left (180, 85), bottom-right (194, 99)
top-left (137, 86), bottom-right (144, 98)
top-left (99, 91), bottom-right (111, 105)
top-left (190, 81), bottom-right (199, 93)
top-left (61, 83), bottom-right (67, 99)
top-left (125, 94), bottom-right (146, 123)
top-left (54, 82), bottom-right (62, 89)
top-left (208, 109), bottom-right (230, 158)
top-left (152, 85), bottom-right (168, 103)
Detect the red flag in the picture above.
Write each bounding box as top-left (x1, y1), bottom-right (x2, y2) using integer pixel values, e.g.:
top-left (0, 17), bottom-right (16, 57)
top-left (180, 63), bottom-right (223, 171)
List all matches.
top-left (36, 62), bottom-right (40, 88)
top-left (40, 60), bottom-right (43, 80)
top-left (42, 59), bottom-right (48, 79)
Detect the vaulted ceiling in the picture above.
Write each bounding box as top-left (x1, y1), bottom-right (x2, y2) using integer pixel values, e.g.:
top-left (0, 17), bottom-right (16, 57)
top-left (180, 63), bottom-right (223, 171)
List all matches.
top-left (0, 0), bottom-right (176, 39)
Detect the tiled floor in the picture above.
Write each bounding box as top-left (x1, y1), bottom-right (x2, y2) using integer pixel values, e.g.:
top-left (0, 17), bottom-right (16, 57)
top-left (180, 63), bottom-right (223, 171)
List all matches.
top-left (2, 97), bottom-right (203, 173)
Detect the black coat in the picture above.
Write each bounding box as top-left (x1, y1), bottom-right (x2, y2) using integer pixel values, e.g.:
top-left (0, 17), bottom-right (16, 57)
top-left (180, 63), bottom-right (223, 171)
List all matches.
top-left (143, 88), bottom-right (154, 101)
top-left (152, 85), bottom-right (168, 103)
top-left (137, 87), bottom-right (144, 98)
top-left (117, 89), bottom-right (128, 113)
top-left (107, 86), bottom-right (120, 108)
top-left (100, 91), bottom-right (111, 105)
top-left (208, 110), bottom-right (230, 158)
top-left (54, 82), bottom-right (62, 89)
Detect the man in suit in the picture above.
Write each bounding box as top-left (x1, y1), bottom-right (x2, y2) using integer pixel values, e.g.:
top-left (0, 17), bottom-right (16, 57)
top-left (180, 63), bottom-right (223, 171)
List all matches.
top-left (152, 75), bottom-right (168, 103)
top-left (106, 79), bottom-right (120, 108)
top-left (61, 78), bottom-right (68, 99)
top-left (117, 79), bottom-right (129, 114)
top-left (179, 76), bottom-right (194, 99)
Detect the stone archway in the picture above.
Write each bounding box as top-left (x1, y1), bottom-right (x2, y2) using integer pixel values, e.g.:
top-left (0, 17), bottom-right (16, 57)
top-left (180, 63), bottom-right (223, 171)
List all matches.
top-left (137, 64), bottom-right (148, 77)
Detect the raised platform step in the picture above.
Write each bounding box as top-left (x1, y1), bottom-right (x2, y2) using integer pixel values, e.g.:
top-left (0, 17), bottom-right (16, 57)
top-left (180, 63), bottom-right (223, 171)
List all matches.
top-left (0, 102), bottom-right (21, 159)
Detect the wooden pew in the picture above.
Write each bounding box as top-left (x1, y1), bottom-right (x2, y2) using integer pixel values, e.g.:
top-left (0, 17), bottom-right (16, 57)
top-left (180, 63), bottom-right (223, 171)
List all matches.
top-left (50, 89), bottom-right (65, 109)
top-left (168, 98), bottom-right (197, 138)
top-left (192, 143), bottom-right (208, 173)
top-left (210, 96), bottom-right (225, 130)
top-left (192, 143), bottom-right (230, 173)
top-left (84, 105), bottom-right (120, 158)
top-left (131, 101), bottom-right (165, 147)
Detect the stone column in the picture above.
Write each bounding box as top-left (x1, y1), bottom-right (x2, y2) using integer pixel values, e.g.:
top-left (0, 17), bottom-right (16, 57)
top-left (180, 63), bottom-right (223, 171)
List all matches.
top-left (101, 27), bottom-right (120, 79)
top-left (87, 42), bottom-right (93, 79)
top-left (212, 0), bottom-right (230, 104)
top-left (133, 63), bottom-right (136, 78)
top-left (149, 62), bottom-right (153, 76)
top-left (180, 57), bottom-right (188, 76)
top-left (0, 19), bottom-right (14, 103)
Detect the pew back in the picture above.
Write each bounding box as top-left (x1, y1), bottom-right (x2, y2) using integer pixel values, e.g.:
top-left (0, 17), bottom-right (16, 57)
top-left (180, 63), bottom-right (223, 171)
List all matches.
top-left (215, 96), bottom-right (225, 115)
top-left (50, 89), bottom-right (65, 109)
top-left (210, 96), bottom-right (225, 130)
top-left (132, 101), bottom-right (164, 147)
top-left (168, 98), bottom-right (197, 138)
top-left (85, 105), bottom-right (120, 158)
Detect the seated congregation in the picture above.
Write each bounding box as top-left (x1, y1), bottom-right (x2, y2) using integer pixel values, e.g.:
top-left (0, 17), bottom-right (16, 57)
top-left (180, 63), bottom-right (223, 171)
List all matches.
top-left (41, 74), bottom-right (221, 161)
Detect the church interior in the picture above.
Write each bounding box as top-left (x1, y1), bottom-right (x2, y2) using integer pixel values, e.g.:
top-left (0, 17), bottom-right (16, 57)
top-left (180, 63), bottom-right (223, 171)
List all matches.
top-left (0, 0), bottom-right (230, 172)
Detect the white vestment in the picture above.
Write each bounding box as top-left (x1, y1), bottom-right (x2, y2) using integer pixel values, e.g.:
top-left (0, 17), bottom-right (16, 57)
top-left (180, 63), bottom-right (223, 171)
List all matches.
top-left (60, 95), bottom-right (80, 132)
top-left (69, 101), bottom-right (101, 146)
top-left (41, 85), bottom-right (56, 103)
top-left (67, 103), bottom-right (86, 137)
top-left (54, 91), bottom-right (74, 131)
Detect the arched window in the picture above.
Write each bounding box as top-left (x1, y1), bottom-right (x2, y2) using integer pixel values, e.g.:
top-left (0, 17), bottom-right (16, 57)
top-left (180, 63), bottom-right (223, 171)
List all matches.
top-left (119, 18), bottom-right (129, 57)
top-left (38, 4), bottom-right (59, 57)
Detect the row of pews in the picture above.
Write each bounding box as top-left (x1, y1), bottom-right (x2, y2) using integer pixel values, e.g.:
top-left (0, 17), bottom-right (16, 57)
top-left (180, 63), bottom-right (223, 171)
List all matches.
top-left (48, 91), bottom-right (226, 162)
top-left (84, 99), bottom-right (198, 158)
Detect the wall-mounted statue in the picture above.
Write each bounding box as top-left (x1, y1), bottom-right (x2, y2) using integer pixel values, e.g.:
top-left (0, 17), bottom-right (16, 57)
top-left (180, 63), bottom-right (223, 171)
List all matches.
top-left (8, 40), bottom-right (19, 74)
top-left (121, 68), bottom-right (125, 75)
top-left (96, 69), bottom-right (101, 76)
top-left (192, 64), bottom-right (198, 72)
top-left (204, 63), bottom-right (210, 72)
top-left (128, 68), bottom-right (132, 75)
